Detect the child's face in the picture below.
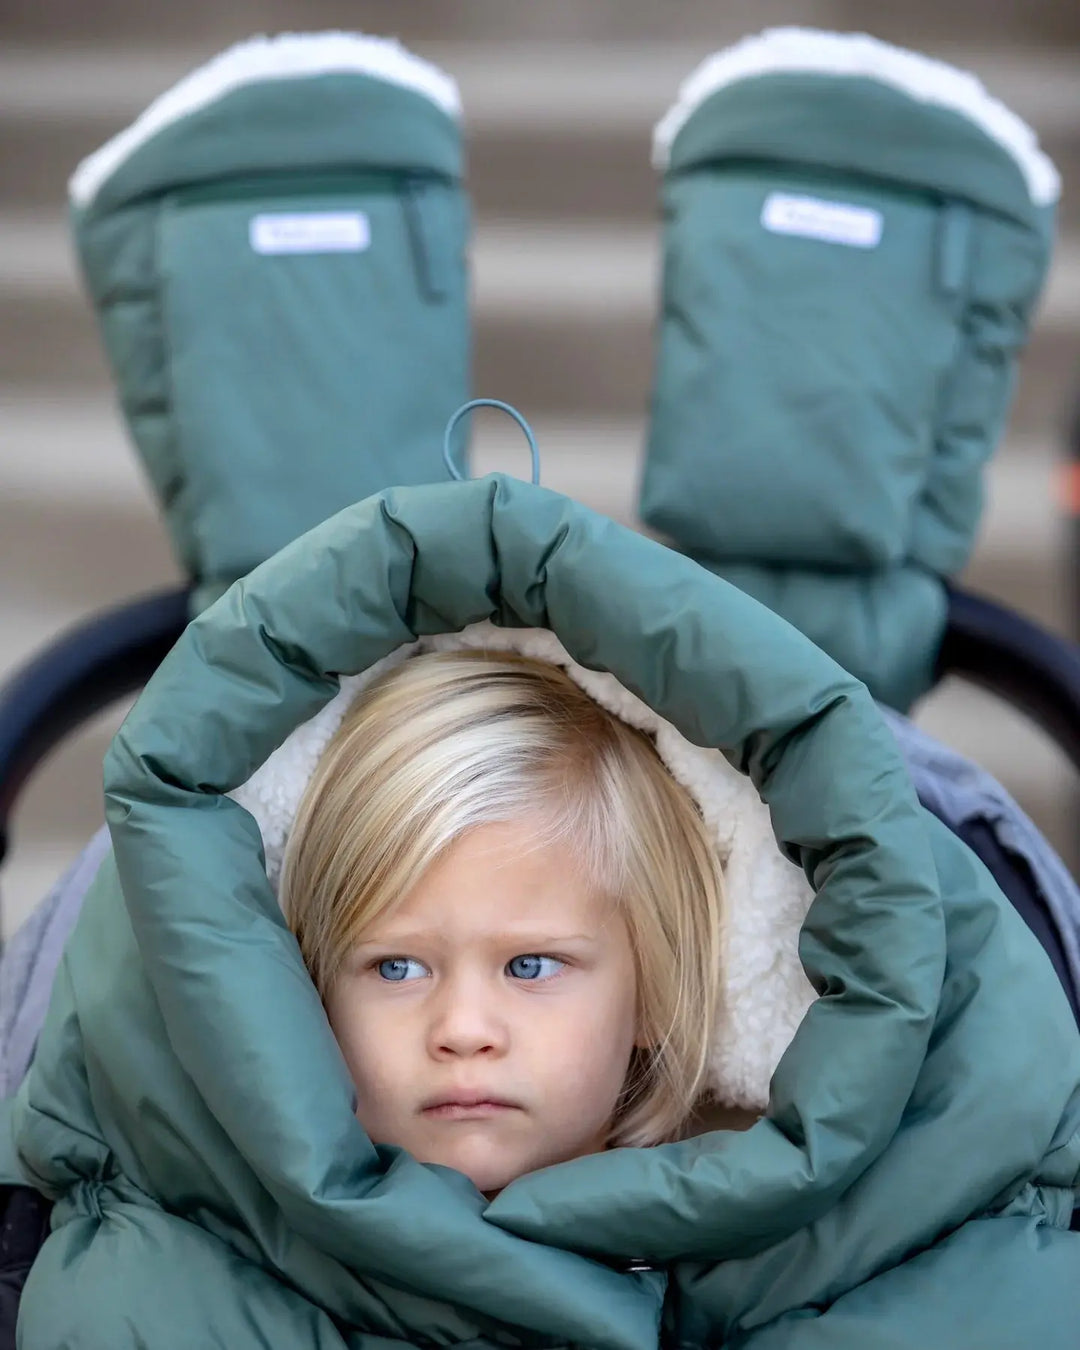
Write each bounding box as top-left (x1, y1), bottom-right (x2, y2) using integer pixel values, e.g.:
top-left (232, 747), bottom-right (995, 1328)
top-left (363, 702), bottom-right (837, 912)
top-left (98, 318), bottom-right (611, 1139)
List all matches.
top-left (324, 816), bottom-right (640, 1196)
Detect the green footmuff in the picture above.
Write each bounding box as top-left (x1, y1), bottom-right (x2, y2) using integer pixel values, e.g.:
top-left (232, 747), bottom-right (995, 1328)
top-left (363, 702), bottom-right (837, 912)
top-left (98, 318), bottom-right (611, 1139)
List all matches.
top-left (70, 33), bottom-right (470, 614)
top-left (642, 28), bottom-right (1059, 709)
top-left (5, 477), bottom-right (1079, 1347)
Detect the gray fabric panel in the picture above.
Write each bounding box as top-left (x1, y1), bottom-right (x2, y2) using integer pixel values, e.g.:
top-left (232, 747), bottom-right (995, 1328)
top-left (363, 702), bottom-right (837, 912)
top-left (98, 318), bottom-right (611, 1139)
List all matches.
top-left (0, 827), bottom-right (110, 1097)
top-left (883, 708), bottom-right (1080, 1001)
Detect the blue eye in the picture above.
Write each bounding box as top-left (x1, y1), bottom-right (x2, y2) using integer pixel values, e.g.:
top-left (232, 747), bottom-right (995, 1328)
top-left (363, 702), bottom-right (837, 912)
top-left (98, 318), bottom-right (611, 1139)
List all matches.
top-left (377, 957), bottom-right (427, 982)
top-left (507, 954), bottom-right (564, 981)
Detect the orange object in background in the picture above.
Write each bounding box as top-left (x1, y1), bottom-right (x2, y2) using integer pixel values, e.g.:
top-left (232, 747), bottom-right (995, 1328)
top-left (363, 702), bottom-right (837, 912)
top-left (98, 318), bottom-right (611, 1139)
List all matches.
top-left (1059, 459), bottom-right (1080, 516)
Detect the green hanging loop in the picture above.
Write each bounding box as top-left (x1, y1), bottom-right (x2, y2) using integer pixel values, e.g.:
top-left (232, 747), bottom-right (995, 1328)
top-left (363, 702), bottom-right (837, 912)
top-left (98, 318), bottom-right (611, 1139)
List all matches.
top-left (442, 398), bottom-right (542, 486)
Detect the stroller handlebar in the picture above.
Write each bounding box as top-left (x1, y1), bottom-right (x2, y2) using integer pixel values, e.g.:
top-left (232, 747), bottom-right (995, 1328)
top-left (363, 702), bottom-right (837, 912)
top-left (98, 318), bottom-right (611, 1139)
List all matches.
top-left (936, 587), bottom-right (1080, 774)
top-left (0, 587), bottom-right (190, 867)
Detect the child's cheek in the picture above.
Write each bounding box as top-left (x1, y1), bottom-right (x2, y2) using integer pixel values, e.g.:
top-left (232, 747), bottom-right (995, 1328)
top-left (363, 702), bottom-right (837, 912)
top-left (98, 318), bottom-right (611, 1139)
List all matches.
top-left (532, 975), bottom-right (636, 1102)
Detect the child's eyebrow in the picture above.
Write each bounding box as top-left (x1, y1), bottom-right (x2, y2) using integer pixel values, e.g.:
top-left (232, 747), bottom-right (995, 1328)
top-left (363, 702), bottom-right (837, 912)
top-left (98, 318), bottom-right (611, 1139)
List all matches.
top-left (352, 931), bottom-right (599, 950)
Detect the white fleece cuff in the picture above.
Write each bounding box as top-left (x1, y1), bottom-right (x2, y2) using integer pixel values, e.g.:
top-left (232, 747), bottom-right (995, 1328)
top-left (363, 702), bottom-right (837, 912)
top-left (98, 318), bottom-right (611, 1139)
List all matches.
top-left (653, 26), bottom-right (1059, 206)
top-left (70, 31), bottom-right (461, 208)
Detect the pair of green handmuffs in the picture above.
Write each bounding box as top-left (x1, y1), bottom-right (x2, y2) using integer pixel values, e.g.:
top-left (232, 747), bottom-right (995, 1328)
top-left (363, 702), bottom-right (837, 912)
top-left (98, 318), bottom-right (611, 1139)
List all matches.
top-left (70, 29), bottom-right (1058, 711)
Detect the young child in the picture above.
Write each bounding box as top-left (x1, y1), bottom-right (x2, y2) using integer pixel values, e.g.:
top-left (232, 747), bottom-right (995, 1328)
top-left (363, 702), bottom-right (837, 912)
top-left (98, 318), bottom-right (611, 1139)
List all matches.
top-left (280, 649), bottom-right (725, 1196)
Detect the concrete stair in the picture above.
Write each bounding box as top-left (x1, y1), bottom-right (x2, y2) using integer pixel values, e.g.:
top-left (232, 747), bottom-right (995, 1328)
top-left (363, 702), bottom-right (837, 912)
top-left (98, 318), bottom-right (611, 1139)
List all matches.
top-left (3, 22), bottom-right (1080, 935)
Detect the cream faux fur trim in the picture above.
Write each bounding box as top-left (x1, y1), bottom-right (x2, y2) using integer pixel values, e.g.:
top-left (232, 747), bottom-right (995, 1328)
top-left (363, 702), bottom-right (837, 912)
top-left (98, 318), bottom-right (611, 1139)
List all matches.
top-left (230, 622), bottom-right (817, 1110)
top-left (652, 27), bottom-right (1060, 206)
top-left (70, 32), bottom-right (461, 208)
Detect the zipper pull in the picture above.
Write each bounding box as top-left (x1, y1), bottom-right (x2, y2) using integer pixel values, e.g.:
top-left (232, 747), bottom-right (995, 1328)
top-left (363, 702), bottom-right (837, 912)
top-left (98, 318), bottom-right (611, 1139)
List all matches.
top-left (935, 201), bottom-right (972, 299)
top-left (401, 177), bottom-right (457, 302)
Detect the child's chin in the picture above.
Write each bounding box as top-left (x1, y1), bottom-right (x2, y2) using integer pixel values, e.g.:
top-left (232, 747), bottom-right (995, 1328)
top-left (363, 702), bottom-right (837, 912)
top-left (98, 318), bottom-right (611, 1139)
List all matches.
top-left (436, 1140), bottom-right (531, 1197)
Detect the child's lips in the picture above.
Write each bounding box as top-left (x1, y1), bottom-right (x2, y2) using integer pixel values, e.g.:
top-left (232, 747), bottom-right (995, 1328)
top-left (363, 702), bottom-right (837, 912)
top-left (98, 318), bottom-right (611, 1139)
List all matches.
top-left (421, 1093), bottom-right (522, 1120)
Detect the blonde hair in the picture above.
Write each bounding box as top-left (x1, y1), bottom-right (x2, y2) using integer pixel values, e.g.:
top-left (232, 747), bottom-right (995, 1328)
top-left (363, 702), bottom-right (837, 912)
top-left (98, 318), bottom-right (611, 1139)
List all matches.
top-left (281, 649), bottom-right (723, 1147)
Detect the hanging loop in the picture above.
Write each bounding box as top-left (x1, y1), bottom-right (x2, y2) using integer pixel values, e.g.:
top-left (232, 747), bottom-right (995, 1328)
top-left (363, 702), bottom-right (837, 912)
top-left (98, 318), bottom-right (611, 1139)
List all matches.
top-left (442, 398), bottom-right (541, 486)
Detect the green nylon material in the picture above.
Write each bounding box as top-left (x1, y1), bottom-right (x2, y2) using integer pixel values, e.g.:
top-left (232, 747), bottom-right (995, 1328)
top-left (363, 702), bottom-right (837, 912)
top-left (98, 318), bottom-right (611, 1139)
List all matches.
top-left (71, 69), bottom-right (470, 615)
top-left (11, 480), bottom-right (1080, 1346)
top-left (666, 76), bottom-right (1046, 233)
top-left (643, 70), bottom-right (1054, 710)
top-left (80, 74), bottom-right (463, 219)
top-left (695, 562), bottom-right (948, 714)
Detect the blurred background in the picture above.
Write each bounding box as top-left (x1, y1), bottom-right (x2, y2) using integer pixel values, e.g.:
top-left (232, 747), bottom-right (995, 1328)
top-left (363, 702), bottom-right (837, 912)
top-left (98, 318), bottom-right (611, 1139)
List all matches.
top-left (3, 0), bottom-right (1080, 934)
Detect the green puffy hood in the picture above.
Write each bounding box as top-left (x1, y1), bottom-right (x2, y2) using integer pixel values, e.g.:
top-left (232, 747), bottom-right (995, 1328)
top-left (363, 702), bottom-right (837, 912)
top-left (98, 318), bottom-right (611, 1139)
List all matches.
top-left (10, 479), bottom-right (1080, 1347)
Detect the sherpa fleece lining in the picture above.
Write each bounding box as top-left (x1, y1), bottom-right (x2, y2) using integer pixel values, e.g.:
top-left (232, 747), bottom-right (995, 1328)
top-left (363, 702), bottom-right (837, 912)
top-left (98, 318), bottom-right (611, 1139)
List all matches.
top-left (653, 26), bottom-right (1060, 206)
top-left (230, 622), bottom-right (818, 1112)
top-left (69, 32), bottom-right (461, 209)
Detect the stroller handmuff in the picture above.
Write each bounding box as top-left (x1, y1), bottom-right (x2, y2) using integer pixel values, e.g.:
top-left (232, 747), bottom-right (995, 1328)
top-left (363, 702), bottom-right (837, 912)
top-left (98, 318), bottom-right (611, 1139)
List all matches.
top-left (642, 28), bottom-right (1058, 710)
top-left (65, 30), bottom-right (1060, 712)
top-left (69, 33), bottom-right (470, 616)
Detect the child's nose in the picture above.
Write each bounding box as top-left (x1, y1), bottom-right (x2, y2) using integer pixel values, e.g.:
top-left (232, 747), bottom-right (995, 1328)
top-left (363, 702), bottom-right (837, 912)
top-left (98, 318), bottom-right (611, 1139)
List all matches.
top-left (427, 975), bottom-right (510, 1059)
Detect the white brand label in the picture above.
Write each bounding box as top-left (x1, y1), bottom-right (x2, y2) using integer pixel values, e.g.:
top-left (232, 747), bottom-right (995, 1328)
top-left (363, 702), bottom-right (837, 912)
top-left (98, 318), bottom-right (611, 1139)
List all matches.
top-left (249, 211), bottom-right (371, 255)
top-left (761, 193), bottom-right (882, 249)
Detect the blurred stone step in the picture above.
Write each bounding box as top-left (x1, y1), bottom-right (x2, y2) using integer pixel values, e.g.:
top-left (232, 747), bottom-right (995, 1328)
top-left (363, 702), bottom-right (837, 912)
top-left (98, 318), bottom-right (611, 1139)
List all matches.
top-left (2, 215), bottom-right (1078, 435)
top-left (0, 2), bottom-right (840, 49)
top-left (2, 318), bottom-right (1074, 449)
top-left (18, 0), bottom-right (1045, 52)
top-left (479, 127), bottom-right (1080, 229)
top-left (0, 388), bottom-right (1063, 504)
top-left (8, 212), bottom-right (1080, 319)
top-left (0, 495), bottom-right (176, 617)
top-left (9, 37), bottom-right (1071, 127)
top-left (3, 41), bottom-right (1079, 224)
top-left (8, 123), bottom-right (1080, 233)
top-left (2, 298), bottom-right (1074, 440)
top-left (0, 391), bottom-right (1068, 614)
